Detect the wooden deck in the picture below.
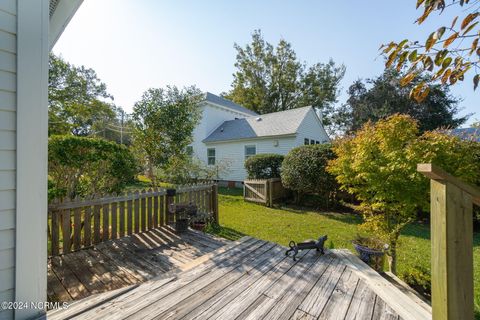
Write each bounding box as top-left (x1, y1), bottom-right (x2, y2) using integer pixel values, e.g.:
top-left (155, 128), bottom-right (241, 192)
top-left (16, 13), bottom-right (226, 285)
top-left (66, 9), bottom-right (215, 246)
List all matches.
top-left (47, 237), bottom-right (432, 320)
top-left (47, 226), bottom-right (229, 302)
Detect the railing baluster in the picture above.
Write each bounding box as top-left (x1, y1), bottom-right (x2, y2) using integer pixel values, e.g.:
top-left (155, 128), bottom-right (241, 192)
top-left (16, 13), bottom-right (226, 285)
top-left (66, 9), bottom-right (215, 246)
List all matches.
top-left (119, 197), bottom-right (125, 238)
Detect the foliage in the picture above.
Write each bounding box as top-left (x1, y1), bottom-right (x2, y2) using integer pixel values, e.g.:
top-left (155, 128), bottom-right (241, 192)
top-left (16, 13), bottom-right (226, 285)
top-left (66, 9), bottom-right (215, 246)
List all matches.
top-left (402, 265), bottom-right (432, 299)
top-left (352, 234), bottom-right (387, 251)
top-left (224, 30), bottom-right (345, 127)
top-left (381, 0), bottom-right (480, 101)
top-left (48, 135), bottom-right (138, 199)
top-left (336, 69), bottom-right (467, 133)
top-left (281, 144), bottom-right (338, 206)
top-left (327, 114), bottom-right (480, 273)
top-left (131, 86), bottom-right (202, 181)
top-left (245, 154), bottom-right (284, 179)
top-left (154, 156), bottom-right (232, 185)
top-left (49, 54), bottom-right (119, 136)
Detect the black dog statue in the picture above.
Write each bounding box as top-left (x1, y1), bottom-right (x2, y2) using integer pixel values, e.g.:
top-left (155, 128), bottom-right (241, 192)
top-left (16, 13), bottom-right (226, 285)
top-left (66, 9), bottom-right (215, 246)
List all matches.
top-left (285, 235), bottom-right (328, 261)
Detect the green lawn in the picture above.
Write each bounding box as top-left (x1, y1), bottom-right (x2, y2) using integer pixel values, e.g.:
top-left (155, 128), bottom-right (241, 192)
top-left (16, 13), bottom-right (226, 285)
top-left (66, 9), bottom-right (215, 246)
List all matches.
top-left (211, 187), bottom-right (480, 318)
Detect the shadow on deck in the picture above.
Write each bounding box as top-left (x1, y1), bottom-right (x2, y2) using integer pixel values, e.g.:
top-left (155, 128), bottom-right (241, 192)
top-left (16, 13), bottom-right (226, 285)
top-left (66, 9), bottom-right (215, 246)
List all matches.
top-left (47, 226), bottom-right (229, 302)
top-left (47, 237), bottom-right (432, 320)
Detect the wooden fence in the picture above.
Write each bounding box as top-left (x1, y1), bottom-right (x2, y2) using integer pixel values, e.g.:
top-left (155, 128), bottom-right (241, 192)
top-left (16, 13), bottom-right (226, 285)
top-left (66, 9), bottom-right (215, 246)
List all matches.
top-left (243, 178), bottom-right (288, 207)
top-left (48, 183), bottom-right (218, 256)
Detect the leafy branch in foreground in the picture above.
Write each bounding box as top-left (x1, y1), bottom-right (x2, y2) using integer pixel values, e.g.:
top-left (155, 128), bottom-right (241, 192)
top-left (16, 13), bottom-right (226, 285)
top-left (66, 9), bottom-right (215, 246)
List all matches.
top-left (381, 0), bottom-right (480, 102)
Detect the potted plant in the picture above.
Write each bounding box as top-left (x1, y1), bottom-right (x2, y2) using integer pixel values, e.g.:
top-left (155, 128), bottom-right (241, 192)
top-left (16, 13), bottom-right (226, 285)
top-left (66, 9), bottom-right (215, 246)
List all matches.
top-left (191, 219), bottom-right (207, 232)
top-left (169, 203), bottom-right (197, 233)
top-left (352, 235), bottom-right (388, 271)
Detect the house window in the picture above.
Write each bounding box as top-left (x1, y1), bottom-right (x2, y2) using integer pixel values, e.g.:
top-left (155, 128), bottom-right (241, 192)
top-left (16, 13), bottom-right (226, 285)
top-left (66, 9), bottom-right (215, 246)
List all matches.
top-left (304, 138), bottom-right (309, 145)
top-left (315, 141), bottom-right (320, 144)
top-left (245, 145), bottom-right (256, 160)
top-left (310, 139), bottom-right (315, 145)
top-left (207, 148), bottom-right (215, 165)
top-left (186, 146), bottom-right (193, 155)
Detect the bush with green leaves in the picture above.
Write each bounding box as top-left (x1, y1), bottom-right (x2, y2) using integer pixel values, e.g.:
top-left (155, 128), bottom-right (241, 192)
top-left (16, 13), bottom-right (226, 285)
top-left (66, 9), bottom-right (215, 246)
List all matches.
top-left (327, 114), bottom-right (480, 273)
top-left (245, 154), bottom-right (284, 179)
top-left (281, 144), bottom-right (338, 205)
top-left (49, 135), bottom-right (138, 199)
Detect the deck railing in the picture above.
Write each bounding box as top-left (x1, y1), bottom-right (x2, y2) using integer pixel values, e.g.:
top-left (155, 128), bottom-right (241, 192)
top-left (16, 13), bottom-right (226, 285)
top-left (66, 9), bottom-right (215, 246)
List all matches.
top-left (48, 183), bottom-right (219, 256)
top-left (418, 164), bottom-right (477, 320)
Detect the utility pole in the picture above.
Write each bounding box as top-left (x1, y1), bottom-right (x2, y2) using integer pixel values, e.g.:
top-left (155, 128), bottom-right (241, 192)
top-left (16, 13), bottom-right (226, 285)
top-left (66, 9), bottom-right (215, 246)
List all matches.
top-left (120, 110), bottom-right (124, 145)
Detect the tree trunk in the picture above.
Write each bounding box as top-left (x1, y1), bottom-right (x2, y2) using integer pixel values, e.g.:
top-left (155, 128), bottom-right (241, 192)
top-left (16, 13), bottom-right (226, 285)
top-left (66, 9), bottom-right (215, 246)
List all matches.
top-left (389, 240), bottom-right (397, 274)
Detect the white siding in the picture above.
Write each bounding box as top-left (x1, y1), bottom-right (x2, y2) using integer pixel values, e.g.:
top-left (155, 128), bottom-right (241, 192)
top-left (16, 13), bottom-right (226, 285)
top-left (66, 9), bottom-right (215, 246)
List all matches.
top-left (0, 1), bottom-right (15, 318)
top-left (295, 107), bottom-right (330, 146)
top-left (191, 102), bottom-right (249, 164)
top-left (206, 136), bottom-right (298, 181)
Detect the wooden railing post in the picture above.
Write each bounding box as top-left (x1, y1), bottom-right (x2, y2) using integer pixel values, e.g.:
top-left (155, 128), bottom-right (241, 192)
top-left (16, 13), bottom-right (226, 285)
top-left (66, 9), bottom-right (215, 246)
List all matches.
top-left (166, 188), bottom-right (176, 225)
top-left (212, 184), bottom-right (219, 224)
top-left (418, 164), bottom-right (475, 320)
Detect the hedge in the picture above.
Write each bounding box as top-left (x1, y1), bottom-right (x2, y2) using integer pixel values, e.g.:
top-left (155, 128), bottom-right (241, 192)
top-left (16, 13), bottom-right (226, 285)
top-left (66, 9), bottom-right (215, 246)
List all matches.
top-left (245, 153), bottom-right (284, 179)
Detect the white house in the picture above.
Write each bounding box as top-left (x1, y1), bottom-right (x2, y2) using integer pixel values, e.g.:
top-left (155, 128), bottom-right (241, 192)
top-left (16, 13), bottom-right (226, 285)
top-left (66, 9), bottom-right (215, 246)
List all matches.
top-left (191, 93), bottom-right (330, 185)
top-left (0, 1), bottom-right (83, 319)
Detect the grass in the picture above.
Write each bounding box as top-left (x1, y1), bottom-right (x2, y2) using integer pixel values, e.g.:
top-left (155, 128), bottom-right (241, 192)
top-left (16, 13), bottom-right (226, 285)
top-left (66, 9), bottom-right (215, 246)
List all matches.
top-left (211, 187), bottom-right (480, 318)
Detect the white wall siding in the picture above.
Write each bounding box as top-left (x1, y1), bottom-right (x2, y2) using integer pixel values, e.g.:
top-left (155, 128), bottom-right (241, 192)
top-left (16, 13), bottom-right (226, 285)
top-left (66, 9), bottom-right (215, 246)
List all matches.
top-left (191, 102), bottom-right (248, 163)
top-left (295, 108), bottom-right (330, 146)
top-left (206, 136), bottom-right (298, 181)
top-left (0, 2), bottom-right (15, 318)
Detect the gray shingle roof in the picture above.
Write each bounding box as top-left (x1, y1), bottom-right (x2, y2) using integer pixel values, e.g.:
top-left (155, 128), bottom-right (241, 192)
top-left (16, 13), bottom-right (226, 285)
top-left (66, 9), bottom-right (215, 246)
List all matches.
top-left (203, 106), bottom-right (313, 143)
top-left (204, 92), bottom-right (258, 116)
top-left (449, 127), bottom-right (480, 142)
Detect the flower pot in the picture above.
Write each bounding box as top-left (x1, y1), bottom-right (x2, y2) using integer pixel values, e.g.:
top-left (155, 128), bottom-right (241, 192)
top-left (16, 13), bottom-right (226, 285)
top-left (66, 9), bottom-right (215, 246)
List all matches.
top-left (353, 243), bottom-right (386, 271)
top-left (174, 218), bottom-right (189, 233)
top-left (191, 221), bottom-right (206, 232)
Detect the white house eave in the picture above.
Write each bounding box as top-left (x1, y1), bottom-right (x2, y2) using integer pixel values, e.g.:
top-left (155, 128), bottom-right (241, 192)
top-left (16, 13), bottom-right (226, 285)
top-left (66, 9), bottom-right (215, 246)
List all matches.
top-left (202, 133), bottom-right (297, 144)
top-left (49, 0), bottom-right (83, 50)
top-left (199, 100), bottom-right (257, 118)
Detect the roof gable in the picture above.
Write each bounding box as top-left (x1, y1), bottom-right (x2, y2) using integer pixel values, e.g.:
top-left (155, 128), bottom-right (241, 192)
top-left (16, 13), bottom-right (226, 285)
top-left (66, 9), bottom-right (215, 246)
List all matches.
top-left (203, 92), bottom-right (258, 116)
top-left (203, 106), bottom-right (314, 143)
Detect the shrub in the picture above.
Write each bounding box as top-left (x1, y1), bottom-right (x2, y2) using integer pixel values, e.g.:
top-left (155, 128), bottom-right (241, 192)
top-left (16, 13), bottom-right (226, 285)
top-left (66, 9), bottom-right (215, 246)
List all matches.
top-left (49, 135), bottom-right (138, 199)
top-left (401, 266), bottom-right (431, 300)
top-left (327, 114), bottom-right (480, 273)
top-left (245, 154), bottom-right (284, 179)
top-left (281, 144), bottom-right (338, 205)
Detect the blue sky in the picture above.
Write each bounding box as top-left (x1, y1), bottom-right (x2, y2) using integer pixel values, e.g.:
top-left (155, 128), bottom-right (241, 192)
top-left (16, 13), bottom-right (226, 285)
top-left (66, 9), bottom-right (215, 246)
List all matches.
top-left (54, 0), bottom-right (478, 124)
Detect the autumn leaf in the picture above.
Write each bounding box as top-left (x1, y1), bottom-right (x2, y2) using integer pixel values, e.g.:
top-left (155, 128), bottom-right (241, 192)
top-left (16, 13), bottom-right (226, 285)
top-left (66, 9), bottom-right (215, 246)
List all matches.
top-left (451, 16), bottom-right (459, 29)
top-left (470, 38), bottom-right (479, 55)
top-left (441, 69), bottom-right (452, 84)
top-left (400, 72), bottom-right (416, 86)
top-left (474, 74), bottom-right (480, 90)
top-left (443, 32), bottom-right (459, 48)
top-left (442, 57), bottom-right (452, 68)
top-left (461, 13), bottom-right (479, 30)
top-left (408, 50), bottom-right (418, 62)
top-left (425, 32), bottom-right (437, 51)
top-left (436, 26), bottom-right (446, 39)
top-left (462, 21), bottom-right (479, 35)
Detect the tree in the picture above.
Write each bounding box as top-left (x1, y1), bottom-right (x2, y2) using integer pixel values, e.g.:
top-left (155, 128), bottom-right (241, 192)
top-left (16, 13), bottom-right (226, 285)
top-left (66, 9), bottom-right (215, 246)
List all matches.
top-left (381, 0), bottom-right (480, 101)
top-left (49, 54), bottom-right (117, 136)
top-left (327, 114), bottom-right (480, 273)
top-left (336, 69), bottom-right (468, 133)
top-left (225, 30), bottom-right (345, 126)
top-left (281, 144), bottom-right (338, 206)
top-left (132, 86), bottom-right (202, 182)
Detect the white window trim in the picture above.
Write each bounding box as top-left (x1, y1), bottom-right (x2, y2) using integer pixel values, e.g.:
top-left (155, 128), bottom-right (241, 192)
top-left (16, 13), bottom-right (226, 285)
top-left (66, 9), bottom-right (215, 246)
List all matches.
top-left (244, 144), bottom-right (257, 160)
top-left (207, 148), bottom-right (216, 165)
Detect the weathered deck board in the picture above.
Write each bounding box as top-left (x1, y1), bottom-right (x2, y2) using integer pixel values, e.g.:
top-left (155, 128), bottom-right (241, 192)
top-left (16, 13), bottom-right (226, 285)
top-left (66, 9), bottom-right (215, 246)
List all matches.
top-left (48, 243), bottom-right (432, 320)
top-left (47, 226), bottom-right (227, 304)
